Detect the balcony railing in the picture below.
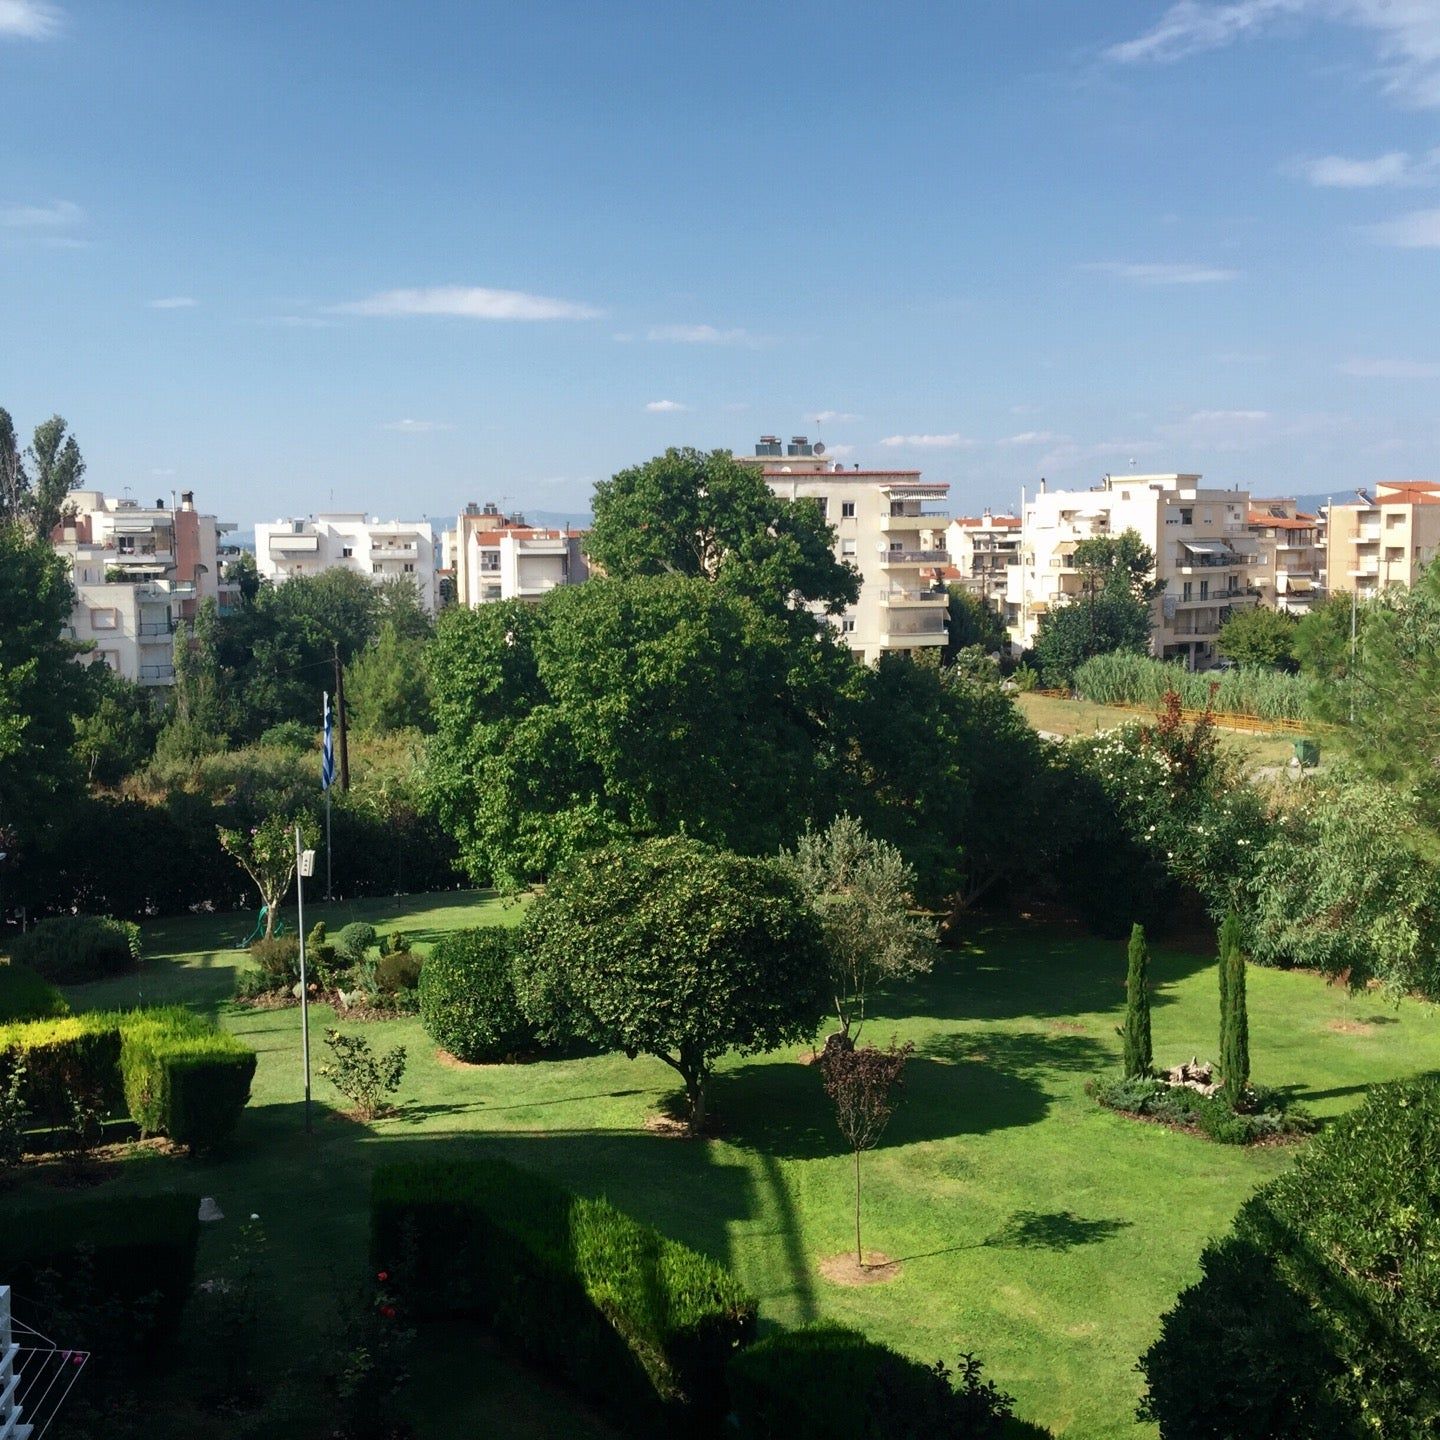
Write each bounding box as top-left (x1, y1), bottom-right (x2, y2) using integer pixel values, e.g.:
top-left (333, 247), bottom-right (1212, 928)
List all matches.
top-left (139, 664), bottom-right (176, 683)
top-left (138, 621), bottom-right (174, 637)
top-left (371, 543), bottom-right (420, 561)
top-left (878, 588), bottom-right (947, 607)
top-left (881, 616), bottom-right (948, 637)
top-left (881, 549), bottom-right (948, 566)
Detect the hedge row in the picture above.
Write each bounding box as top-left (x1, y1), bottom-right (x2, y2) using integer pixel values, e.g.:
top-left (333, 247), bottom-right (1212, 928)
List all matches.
top-left (0, 962), bottom-right (70, 1022)
top-left (0, 1008), bottom-right (255, 1152)
top-left (0, 1192), bottom-right (199, 1356)
top-left (729, 1323), bottom-right (1016, 1439)
top-left (120, 1007), bottom-right (258, 1153)
top-left (371, 1157), bottom-right (756, 1434)
top-left (1140, 1077), bottom-right (1440, 1437)
top-left (8, 914), bottom-right (141, 983)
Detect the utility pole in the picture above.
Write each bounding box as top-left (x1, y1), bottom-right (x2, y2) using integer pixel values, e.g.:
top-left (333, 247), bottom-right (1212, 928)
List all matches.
top-left (295, 826), bottom-right (316, 1135)
top-left (333, 642), bottom-right (350, 791)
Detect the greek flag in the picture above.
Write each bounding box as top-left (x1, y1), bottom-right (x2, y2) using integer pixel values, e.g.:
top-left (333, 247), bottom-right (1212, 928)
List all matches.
top-left (321, 692), bottom-right (335, 791)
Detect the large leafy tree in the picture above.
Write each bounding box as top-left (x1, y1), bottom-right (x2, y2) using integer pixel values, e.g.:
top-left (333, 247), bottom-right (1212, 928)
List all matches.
top-left (586, 447), bottom-right (859, 614)
top-left (777, 815), bottom-right (934, 1038)
top-left (0, 408), bottom-right (85, 537)
top-left (1032, 528), bottom-right (1158, 686)
top-left (347, 620), bottom-right (432, 735)
top-left (0, 523), bottom-right (90, 844)
top-left (1216, 605), bottom-right (1299, 671)
top-left (516, 835), bottom-right (828, 1130)
top-left (425, 575), bottom-right (848, 887)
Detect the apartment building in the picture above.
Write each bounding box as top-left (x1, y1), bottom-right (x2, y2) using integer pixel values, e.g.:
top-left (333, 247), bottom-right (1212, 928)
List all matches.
top-left (53, 489), bottom-right (233, 685)
top-left (944, 511), bottom-right (1021, 612)
top-left (1324, 482), bottom-right (1440, 599)
top-left (1006, 473), bottom-right (1255, 669)
top-left (1247, 499), bottom-right (1322, 614)
top-left (452, 501), bottom-right (588, 606)
top-left (254, 513), bottom-right (438, 611)
top-left (737, 435), bottom-right (950, 663)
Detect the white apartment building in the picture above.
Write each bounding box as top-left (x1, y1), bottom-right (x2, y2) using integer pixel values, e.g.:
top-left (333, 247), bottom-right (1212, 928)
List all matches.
top-left (1007, 473), bottom-right (1255, 669)
top-left (53, 489), bottom-right (232, 686)
top-left (738, 435), bottom-right (950, 663)
top-left (453, 502), bottom-right (588, 606)
top-left (945, 511), bottom-right (1021, 612)
top-left (1247, 499), bottom-right (1322, 614)
top-left (254, 513), bottom-right (438, 611)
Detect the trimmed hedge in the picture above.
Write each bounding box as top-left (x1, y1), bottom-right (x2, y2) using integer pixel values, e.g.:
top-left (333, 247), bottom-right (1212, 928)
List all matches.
top-left (0, 1012), bottom-right (125, 1122)
top-left (8, 914), bottom-right (141, 983)
top-left (0, 961), bottom-right (70, 1022)
top-left (0, 1192), bottom-right (199, 1355)
top-left (120, 1007), bottom-right (257, 1154)
top-left (728, 1323), bottom-right (1017, 1439)
top-left (371, 1157), bottom-right (756, 1434)
top-left (418, 927), bottom-right (532, 1062)
top-left (336, 922), bottom-right (378, 962)
top-left (1139, 1077), bottom-right (1440, 1438)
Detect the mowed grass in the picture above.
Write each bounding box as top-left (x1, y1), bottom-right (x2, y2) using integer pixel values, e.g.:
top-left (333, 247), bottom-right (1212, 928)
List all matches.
top-left (30, 893), bottom-right (1440, 1438)
top-left (1015, 691), bottom-right (1303, 770)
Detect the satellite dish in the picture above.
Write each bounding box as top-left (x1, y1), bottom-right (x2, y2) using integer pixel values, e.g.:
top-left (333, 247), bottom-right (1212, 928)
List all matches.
top-left (813, 441), bottom-right (826, 455)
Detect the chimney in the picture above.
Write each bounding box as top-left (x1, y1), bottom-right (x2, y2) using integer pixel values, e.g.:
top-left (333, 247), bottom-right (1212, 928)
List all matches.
top-left (180, 490), bottom-right (194, 511)
top-left (1039, 477), bottom-right (1047, 494)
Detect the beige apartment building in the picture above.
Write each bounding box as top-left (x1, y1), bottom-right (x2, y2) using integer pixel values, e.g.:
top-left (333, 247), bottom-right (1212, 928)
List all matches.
top-left (1246, 499), bottom-right (1322, 614)
top-left (737, 435), bottom-right (950, 662)
top-left (53, 489), bottom-right (235, 685)
top-left (452, 501), bottom-right (588, 606)
top-left (1324, 482), bottom-right (1440, 599)
top-left (1006, 473), bottom-right (1255, 669)
top-left (944, 511), bottom-right (1021, 611)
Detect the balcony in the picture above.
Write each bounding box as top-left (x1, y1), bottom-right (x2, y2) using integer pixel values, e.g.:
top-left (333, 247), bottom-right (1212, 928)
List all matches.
top-left (879, 511), bottom-right (930, 532)
top-left (880, 548), bottom-right (948, 567)
top-left (880, 615), bottom-right (947, 639)
top-left (878, 587), bottom-right (947, 608)
top-left (138, 620), bottom-right (174, 638)
top-left (371, 543), bottom-right (419, 561)
top-left (139, 664), bottom-right (176, 685)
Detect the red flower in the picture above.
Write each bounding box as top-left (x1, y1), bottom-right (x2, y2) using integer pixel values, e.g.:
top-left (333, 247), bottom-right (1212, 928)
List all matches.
top-left (380, 1304), bottom-right (397, 1319)
top-left (376, 1270), bottom-right (389, 1283)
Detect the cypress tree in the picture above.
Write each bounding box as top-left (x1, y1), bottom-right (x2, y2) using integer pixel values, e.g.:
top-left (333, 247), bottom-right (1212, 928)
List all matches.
top-left (1220, 912), bottom-right (1250, 1110)
top-left (1121, 922), bottom-right (1153, 1079)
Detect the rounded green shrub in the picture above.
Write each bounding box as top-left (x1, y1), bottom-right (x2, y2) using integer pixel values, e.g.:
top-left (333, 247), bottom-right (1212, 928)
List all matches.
top-left (248, 935), bottom-right (300, 986)
top-left (418, 927), bottom-right (531, 1062)
top-left (336, 922), bottom-right (378, 963)
top-left (9, 915), bottom-right (141, 984)
top-left (376, 951), bottom-right (422, 995)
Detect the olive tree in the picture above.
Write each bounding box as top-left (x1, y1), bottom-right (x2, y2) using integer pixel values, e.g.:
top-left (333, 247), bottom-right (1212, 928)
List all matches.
top-left (516, 835), bottom-right (829, 1132)
top-left (777, 815), bottom-right (934, 1040)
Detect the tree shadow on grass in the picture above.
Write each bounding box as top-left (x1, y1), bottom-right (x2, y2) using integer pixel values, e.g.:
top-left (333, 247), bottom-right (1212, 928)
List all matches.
top-left (982, 1209), bottom-right (1133, 1252)
top-left (921, 1028), bottom-right (1112, 1076)
top-left (869, 923), bottom-right (1215, 1028)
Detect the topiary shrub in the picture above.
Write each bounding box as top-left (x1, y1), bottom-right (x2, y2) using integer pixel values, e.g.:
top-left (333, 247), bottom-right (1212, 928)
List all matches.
top-left (728, 1322), bottom-right (1017, 1439)
top-left (119, 1008), bottom-right (257, 1154)
top-left (9, 915), bottom-right (141, 983)
top-left (0, 961), bottom-right (71, 1022)
top-left (371, 1157), bottom-right (756, 1434)
top-left (419, 927), bottom-right (532, 1062)
top-left (336, 921), bottom-right (378, 963)
top-left (248, 934), bottom-right (300, 987)
top-left (0, 1012), bottom-right (125, 1123)
top-left (376, 950), bottom-right (423, 995)
top-left (1139, 1077), bottom-right (1440, 1438)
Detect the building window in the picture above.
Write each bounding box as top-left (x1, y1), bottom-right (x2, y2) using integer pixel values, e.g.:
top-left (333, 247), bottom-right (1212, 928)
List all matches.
top-left (841, 501), bottom-right (855, 518)
top-left (890, 501), bottom-right (907, 516)
top-left (372, 564), bottom-right (382, 574)
top-left (1199, 579), bottom-right (1209, 600)
top-left (889, 540), bottom-right (904, 552)
top-left (840, 617), bottom-right (856, 634)
top-left (1182, 581), bottom-right (1192, 601)
top-left (841, 539), bottom-right (857, 556)
top-left (342, 545), bottom-right (354, 558)
top-left (89, 607), bottom-right (119, 629)
top-left (404, 562), bottom-right (415, 572)
top-left (812, 498), bottom-right (828, 519)
top-left (1179, 508), bottom-right (1193, 525)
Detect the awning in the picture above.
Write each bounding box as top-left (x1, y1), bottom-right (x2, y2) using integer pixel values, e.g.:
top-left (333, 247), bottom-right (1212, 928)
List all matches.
top-left (1181, 540), bottom-right (1234, 558)
top-left (1054, 540), bottom-right (1079, 556)
top-left (1282, 577), bottom-right (1315, 593)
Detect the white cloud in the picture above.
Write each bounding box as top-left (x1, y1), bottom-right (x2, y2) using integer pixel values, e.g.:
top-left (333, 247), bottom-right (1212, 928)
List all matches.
top-left (645, 323), bottom-right (758, 345)
top-left (645, 399), bottom-right (687, 413)
top-left (877, 433), bottom-right (974, 449)
top-left (332, 285), bottom-right (603, 321)
top-left (0, 1), bottom-right (62, 39)
top-left (1364, 207), bottom-right (1440, 245)
top-left (149, 296), bottom-right (197, 309)
top-left (382, 418), bottom-right (453, 433)
top-left (1188, 408), bottom-right (1270, 421)
top-left (1107, 1), bottom-right (1440, 109)
top-left (822, 444), bottom-right (856, 459)
top-left (1002, 430), bottom-right (1069, 445)
top-left (1339, 357), bottom-right (1440, 378)
top-left (1295, 151), bottom-right (1428, 187)
top-left (1082, 261), bottom-right (1242, 284)
top-left (1105, 0), bottom-right (1303, 64)
top-left (809, 410), bottom-right (861, 424)
top-left (0, 198), bottom-right (82, 229)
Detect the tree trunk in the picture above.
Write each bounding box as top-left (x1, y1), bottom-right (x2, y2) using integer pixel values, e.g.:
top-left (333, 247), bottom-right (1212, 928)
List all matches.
top-left (853, 1147), bottom-right (863, 1267)
top-left (263, 903), bottom-right (275, 940)
top-left (687, 1072), bottom-right (707, 1135)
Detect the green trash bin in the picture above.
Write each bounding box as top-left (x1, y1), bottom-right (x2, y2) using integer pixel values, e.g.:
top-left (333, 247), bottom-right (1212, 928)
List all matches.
top-left (1293, 739), bottom-right (1320, 768)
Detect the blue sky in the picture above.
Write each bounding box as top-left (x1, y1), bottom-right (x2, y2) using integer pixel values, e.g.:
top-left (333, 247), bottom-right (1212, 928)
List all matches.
top-left (3, 0), bottom-right (1439, 526)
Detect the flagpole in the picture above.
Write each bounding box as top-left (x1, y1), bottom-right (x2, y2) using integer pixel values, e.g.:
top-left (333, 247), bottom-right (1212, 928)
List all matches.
top-left (322, 691), bottom-right (334, 901)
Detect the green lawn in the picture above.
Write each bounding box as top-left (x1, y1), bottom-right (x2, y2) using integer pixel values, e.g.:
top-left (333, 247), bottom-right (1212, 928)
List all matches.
top-left (17, 893), bottom-right (1440, 1438)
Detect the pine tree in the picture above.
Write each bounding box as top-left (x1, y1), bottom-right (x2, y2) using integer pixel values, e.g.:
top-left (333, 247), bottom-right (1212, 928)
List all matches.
top-left (1121, 922), bottom-right (1153, 1079)
top-left (1220, 912), bottom-right (1250, 1110)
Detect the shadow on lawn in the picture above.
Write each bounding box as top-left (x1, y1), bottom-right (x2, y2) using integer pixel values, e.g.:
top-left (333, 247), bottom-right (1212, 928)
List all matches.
top-left (869, 924), bottom-right (1216, 1028)
top-left (982, 1209), bottom-right (1133, 1252)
